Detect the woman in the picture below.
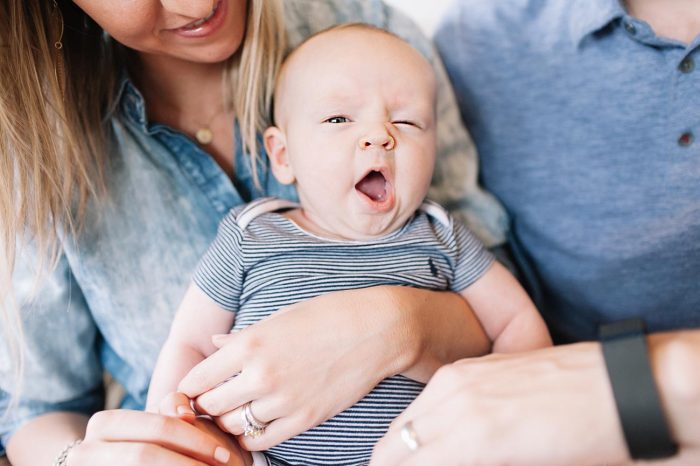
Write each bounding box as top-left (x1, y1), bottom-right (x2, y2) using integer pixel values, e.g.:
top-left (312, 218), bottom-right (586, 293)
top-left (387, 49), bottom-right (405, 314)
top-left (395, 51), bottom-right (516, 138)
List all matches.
top-left (0, 0), bottom-right (507, 465)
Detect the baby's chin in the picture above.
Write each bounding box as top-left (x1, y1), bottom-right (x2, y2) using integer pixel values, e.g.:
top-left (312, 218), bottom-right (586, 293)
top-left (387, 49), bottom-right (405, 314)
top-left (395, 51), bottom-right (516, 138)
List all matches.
top-left (324, 207), bottom-right (419, 241)
top-left (294, 191), bottom-right (424, 241)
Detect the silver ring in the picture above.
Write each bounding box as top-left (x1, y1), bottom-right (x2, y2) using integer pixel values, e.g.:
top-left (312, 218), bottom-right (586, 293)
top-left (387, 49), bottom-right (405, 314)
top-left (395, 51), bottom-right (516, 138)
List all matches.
top-left (241, 401), bottom-right (269, 438)
top-left (400, 421), bottom-right (421, 451)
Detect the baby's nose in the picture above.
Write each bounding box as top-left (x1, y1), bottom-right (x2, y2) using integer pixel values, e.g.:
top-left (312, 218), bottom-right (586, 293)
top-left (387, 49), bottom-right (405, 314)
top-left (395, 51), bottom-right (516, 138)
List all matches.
top-left (359, 128), bottom-right (395, 151)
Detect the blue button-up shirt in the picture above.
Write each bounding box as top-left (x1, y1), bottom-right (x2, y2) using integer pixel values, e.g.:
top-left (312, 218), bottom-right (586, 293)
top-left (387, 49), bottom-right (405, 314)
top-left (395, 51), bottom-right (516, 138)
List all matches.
top-left (0, 0), bottom-right (507, 451)
top-left (436, 0), bottom-right (700, 342)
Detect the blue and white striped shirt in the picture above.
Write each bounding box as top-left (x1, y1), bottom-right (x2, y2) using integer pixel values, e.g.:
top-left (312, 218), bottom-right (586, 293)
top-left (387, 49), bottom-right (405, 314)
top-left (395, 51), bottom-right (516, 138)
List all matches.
top-left (193, 198), bottom-right (494, 466)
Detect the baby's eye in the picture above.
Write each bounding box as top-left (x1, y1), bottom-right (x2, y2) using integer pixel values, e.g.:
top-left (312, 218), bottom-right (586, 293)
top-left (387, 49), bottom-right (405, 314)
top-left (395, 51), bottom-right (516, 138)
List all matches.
top-left (324, 116), bottom-right (350, 124)
top-left (393, 120), bottom-right (421, 128)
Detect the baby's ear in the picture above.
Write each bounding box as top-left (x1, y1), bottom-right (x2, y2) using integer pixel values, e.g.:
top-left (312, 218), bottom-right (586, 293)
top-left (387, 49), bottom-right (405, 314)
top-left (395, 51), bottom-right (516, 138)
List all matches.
top-left (264, 126), bottom-right (295, 185)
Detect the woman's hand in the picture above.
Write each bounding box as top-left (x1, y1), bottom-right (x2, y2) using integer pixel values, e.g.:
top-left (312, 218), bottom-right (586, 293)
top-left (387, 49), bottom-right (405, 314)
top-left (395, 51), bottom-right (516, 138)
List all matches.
top-left (67, 409), bottom-right (246, 466)
top-left (370, 343), bottom-right (629, 466)
top-left (178, 286), bottom-right (490, 451)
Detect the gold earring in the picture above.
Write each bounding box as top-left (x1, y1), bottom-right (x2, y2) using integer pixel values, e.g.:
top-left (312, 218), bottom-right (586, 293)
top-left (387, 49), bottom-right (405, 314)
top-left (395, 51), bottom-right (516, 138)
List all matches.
top-left (52, 0), bottom-right (65, 98)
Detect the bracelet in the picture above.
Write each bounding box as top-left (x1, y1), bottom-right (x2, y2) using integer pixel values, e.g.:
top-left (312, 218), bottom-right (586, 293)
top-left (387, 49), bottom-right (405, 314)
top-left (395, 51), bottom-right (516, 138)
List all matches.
top-left (52, 439), bottom-right (82, 466)
top-left (599, 319), bottom-right (678, 460)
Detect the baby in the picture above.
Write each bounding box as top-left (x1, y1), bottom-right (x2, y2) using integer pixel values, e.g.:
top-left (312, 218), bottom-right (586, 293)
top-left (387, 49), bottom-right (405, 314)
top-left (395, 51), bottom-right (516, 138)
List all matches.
top-left (148, 24), bottom-right (551, 466)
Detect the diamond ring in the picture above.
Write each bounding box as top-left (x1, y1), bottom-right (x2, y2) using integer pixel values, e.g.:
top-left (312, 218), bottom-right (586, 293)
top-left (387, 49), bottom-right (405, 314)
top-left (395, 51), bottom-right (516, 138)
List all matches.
top-left (241, 401), bottom-right (269, 438)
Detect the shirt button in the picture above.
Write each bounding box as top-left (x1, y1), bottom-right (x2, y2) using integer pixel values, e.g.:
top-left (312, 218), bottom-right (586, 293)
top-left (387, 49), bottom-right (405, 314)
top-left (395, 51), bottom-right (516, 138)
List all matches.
top-left (679, 56), bottom-right (695, 73)
top-left (678, 131), bottom-right (694, 147)
top-left (624, 22), bottom-right (637, 35)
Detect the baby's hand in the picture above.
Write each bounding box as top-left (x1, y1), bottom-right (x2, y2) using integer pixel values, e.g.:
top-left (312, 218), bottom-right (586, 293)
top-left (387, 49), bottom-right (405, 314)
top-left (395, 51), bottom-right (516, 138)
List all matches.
top-left (159, 391), bottom-right (197, 424)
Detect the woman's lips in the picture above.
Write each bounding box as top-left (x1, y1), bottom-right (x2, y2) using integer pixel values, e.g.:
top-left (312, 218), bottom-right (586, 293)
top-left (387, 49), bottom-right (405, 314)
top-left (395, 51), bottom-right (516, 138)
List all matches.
top-left (172, 0), bottom-right (226, 38)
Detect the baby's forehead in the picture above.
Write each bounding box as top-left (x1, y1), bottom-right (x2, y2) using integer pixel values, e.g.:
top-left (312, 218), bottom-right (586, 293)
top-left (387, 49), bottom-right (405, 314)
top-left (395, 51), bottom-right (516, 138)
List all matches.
top-left (283, 25), bottom-right (425, 74)
top-left (274, 25), bottom-right (434, 121)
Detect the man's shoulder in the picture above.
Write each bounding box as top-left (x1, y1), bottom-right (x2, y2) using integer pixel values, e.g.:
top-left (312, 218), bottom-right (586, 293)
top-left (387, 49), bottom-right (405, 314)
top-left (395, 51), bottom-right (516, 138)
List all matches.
top-left (443, 0), bottom-right (569, 22)
top-left (435, 0), bottom-right (582, 90)
top-left (437, 0), bottom-right (574, 46)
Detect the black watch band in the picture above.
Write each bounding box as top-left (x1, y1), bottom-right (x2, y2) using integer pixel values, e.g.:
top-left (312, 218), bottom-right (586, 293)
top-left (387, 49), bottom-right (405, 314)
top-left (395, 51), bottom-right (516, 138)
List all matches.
top-left (599, 319), bottom-right (678, 460)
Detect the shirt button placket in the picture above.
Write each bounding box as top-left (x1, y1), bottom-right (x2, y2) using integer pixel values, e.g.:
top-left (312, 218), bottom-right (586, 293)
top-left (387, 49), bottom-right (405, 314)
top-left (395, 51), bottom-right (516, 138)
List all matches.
top-left (676, 52), bottom-right (696, 149)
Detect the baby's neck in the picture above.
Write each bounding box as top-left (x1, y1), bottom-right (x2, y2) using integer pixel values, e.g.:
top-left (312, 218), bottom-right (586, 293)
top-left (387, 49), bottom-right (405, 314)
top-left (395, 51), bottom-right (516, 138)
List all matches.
top-left (282, 209), bottom-right (352, 241)
top-left (282, 208), bottom-right (401, 242)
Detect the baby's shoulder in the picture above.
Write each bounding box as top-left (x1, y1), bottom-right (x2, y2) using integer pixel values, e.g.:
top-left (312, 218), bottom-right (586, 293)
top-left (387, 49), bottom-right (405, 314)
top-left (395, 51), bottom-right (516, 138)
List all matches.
top-left (416, 200), bottom-right (452, 230)
top-left (230, 197), bottom-right (297, 231)
top-left (216, 197), bottom-right (297, 241)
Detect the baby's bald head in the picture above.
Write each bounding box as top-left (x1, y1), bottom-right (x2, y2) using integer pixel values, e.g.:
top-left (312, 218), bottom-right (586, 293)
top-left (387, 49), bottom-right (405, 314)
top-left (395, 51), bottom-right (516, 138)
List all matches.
top-left (272, 24), bottom-right (436, 128)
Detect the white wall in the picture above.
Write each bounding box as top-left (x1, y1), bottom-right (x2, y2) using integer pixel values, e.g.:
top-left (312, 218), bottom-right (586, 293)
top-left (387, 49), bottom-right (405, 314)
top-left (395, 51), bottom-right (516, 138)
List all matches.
top-left (384, 0), bottom-right (453, 36)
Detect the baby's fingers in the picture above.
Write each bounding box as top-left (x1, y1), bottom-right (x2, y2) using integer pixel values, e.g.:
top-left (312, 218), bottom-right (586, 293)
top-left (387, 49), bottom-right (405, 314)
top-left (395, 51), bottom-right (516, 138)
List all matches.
top-left (160, 392), bottom-right (196, 423)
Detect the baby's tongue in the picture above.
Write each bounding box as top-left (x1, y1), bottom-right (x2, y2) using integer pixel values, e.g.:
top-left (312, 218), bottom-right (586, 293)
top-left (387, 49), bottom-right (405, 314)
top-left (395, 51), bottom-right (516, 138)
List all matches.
top-left (355, 171), bottom-right (387, 201)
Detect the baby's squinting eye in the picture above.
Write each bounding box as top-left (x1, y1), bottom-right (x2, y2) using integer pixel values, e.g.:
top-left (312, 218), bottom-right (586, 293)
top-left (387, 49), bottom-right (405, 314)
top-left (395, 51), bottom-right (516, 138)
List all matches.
top-left (324, 116), bottom-right (350, 124)
top-left (393, 120), bottom-right (421, 128)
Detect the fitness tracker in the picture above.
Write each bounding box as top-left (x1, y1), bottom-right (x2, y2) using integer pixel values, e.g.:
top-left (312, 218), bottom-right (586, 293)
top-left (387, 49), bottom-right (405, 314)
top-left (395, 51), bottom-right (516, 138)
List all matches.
top-left (599, 318), bottom-right (678, 460)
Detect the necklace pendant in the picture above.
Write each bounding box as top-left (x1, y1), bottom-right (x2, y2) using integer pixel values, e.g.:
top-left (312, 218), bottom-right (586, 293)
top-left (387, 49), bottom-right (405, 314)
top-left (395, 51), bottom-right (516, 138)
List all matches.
top-left (195, 127), bottom-right (214, 145)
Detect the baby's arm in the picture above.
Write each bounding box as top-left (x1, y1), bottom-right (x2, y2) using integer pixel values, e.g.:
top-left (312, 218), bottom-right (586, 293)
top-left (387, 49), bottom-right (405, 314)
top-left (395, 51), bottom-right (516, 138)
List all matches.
top-left (460, 261), bottom-right (552, 353)
top-left (146, 283), bottom-right (236, 412)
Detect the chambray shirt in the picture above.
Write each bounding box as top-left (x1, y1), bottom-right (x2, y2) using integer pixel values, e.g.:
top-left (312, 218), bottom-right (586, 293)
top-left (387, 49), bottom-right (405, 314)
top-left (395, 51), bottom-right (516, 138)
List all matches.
top-left (436, 0), bottom-right (700, 343)
top-left (0, 0), bottom-right (507, 451)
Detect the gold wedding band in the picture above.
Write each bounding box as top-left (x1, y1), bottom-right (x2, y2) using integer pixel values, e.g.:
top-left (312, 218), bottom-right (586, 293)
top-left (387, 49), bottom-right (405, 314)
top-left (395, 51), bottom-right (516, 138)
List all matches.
top-left (400, 420), bottom-right (421, 451)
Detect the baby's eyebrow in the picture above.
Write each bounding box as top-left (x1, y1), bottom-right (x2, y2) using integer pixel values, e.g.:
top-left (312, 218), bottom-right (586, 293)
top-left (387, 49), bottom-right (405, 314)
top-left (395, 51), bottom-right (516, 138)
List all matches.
top-left (305, 100), bottom-right (360, 118)
top-left (313, 92), bottom-right (359, 107)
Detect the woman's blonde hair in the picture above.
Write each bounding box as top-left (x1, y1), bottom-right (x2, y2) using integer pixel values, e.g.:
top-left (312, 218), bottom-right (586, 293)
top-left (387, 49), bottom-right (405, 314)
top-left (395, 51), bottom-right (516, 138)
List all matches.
top-left (0, 0), bottom-right (285, 403)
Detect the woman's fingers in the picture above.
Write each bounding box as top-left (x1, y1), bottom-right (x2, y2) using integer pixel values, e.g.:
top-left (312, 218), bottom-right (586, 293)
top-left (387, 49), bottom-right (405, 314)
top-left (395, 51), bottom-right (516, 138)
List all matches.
top-left (85, 410), bottom-right (232, 465)
top-left (69, 441), bottom-right (212, 466)
top-left (214, 403), bottom-right (307, 451)
top-left (237, 413), bottom-right (309, 451)
top-left (214, 397), bottom-right (281, 436)
top-left (193, 372), bottom-right (259, 417)
top-left (213, 406), bottom-right (245, 435)
top-left (179, 336), bottom-right (244, 397)
top-left (184, 288), bottom-right (412, 451)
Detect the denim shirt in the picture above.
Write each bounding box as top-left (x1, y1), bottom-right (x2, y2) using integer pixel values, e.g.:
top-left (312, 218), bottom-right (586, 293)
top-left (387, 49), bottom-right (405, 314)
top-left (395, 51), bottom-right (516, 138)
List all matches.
top-left (0, 0), bottom-right (507, 451)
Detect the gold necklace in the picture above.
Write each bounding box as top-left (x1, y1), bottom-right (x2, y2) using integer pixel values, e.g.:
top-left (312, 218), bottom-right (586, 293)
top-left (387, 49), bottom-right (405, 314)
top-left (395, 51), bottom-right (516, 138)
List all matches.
top-left (194, 106), bottom-right (228, 145)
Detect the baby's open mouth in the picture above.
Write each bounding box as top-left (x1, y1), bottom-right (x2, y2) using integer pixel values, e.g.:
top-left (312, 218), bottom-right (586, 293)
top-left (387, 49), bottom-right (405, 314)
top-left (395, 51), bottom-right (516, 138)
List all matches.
top-left (355, 170), bottom-right (388, 202)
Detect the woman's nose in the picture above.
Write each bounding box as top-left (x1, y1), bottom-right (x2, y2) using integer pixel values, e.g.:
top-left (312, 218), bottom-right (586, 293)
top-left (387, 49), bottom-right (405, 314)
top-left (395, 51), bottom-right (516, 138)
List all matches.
top-left (160, 0), bottom-right (215, 19)
top-left (358, 127), bottom-right (395, 151)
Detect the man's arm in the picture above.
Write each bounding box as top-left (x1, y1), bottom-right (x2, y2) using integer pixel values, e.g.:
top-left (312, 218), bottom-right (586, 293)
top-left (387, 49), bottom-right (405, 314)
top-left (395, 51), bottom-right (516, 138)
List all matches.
top-left (370, 329), bottom-right (700, 466)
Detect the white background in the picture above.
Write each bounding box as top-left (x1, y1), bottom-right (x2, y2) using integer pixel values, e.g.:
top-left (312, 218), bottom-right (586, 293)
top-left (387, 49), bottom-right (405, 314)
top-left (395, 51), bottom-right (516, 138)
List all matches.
top-left (384, 0), bottom-right (453, 35)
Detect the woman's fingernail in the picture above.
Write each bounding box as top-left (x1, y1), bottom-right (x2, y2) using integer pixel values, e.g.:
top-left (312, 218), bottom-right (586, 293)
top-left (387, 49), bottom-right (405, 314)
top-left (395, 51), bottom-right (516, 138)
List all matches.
top-left (177, 405), bottom-right (193, 416)
top-left (214, 446), bottom-right (231, 464)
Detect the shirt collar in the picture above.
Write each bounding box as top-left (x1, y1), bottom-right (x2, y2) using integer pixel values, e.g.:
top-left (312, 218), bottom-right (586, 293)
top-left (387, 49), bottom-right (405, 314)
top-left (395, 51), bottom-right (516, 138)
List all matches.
top-left (569, 0), bottom-right (627, 45)
top-left (114, 70), bottom-right (149, 130)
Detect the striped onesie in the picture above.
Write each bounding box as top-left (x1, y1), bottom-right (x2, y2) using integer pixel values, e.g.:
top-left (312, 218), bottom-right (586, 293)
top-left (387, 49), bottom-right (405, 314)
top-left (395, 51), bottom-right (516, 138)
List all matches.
top-left (193, 197), bottom-right (494, 466)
